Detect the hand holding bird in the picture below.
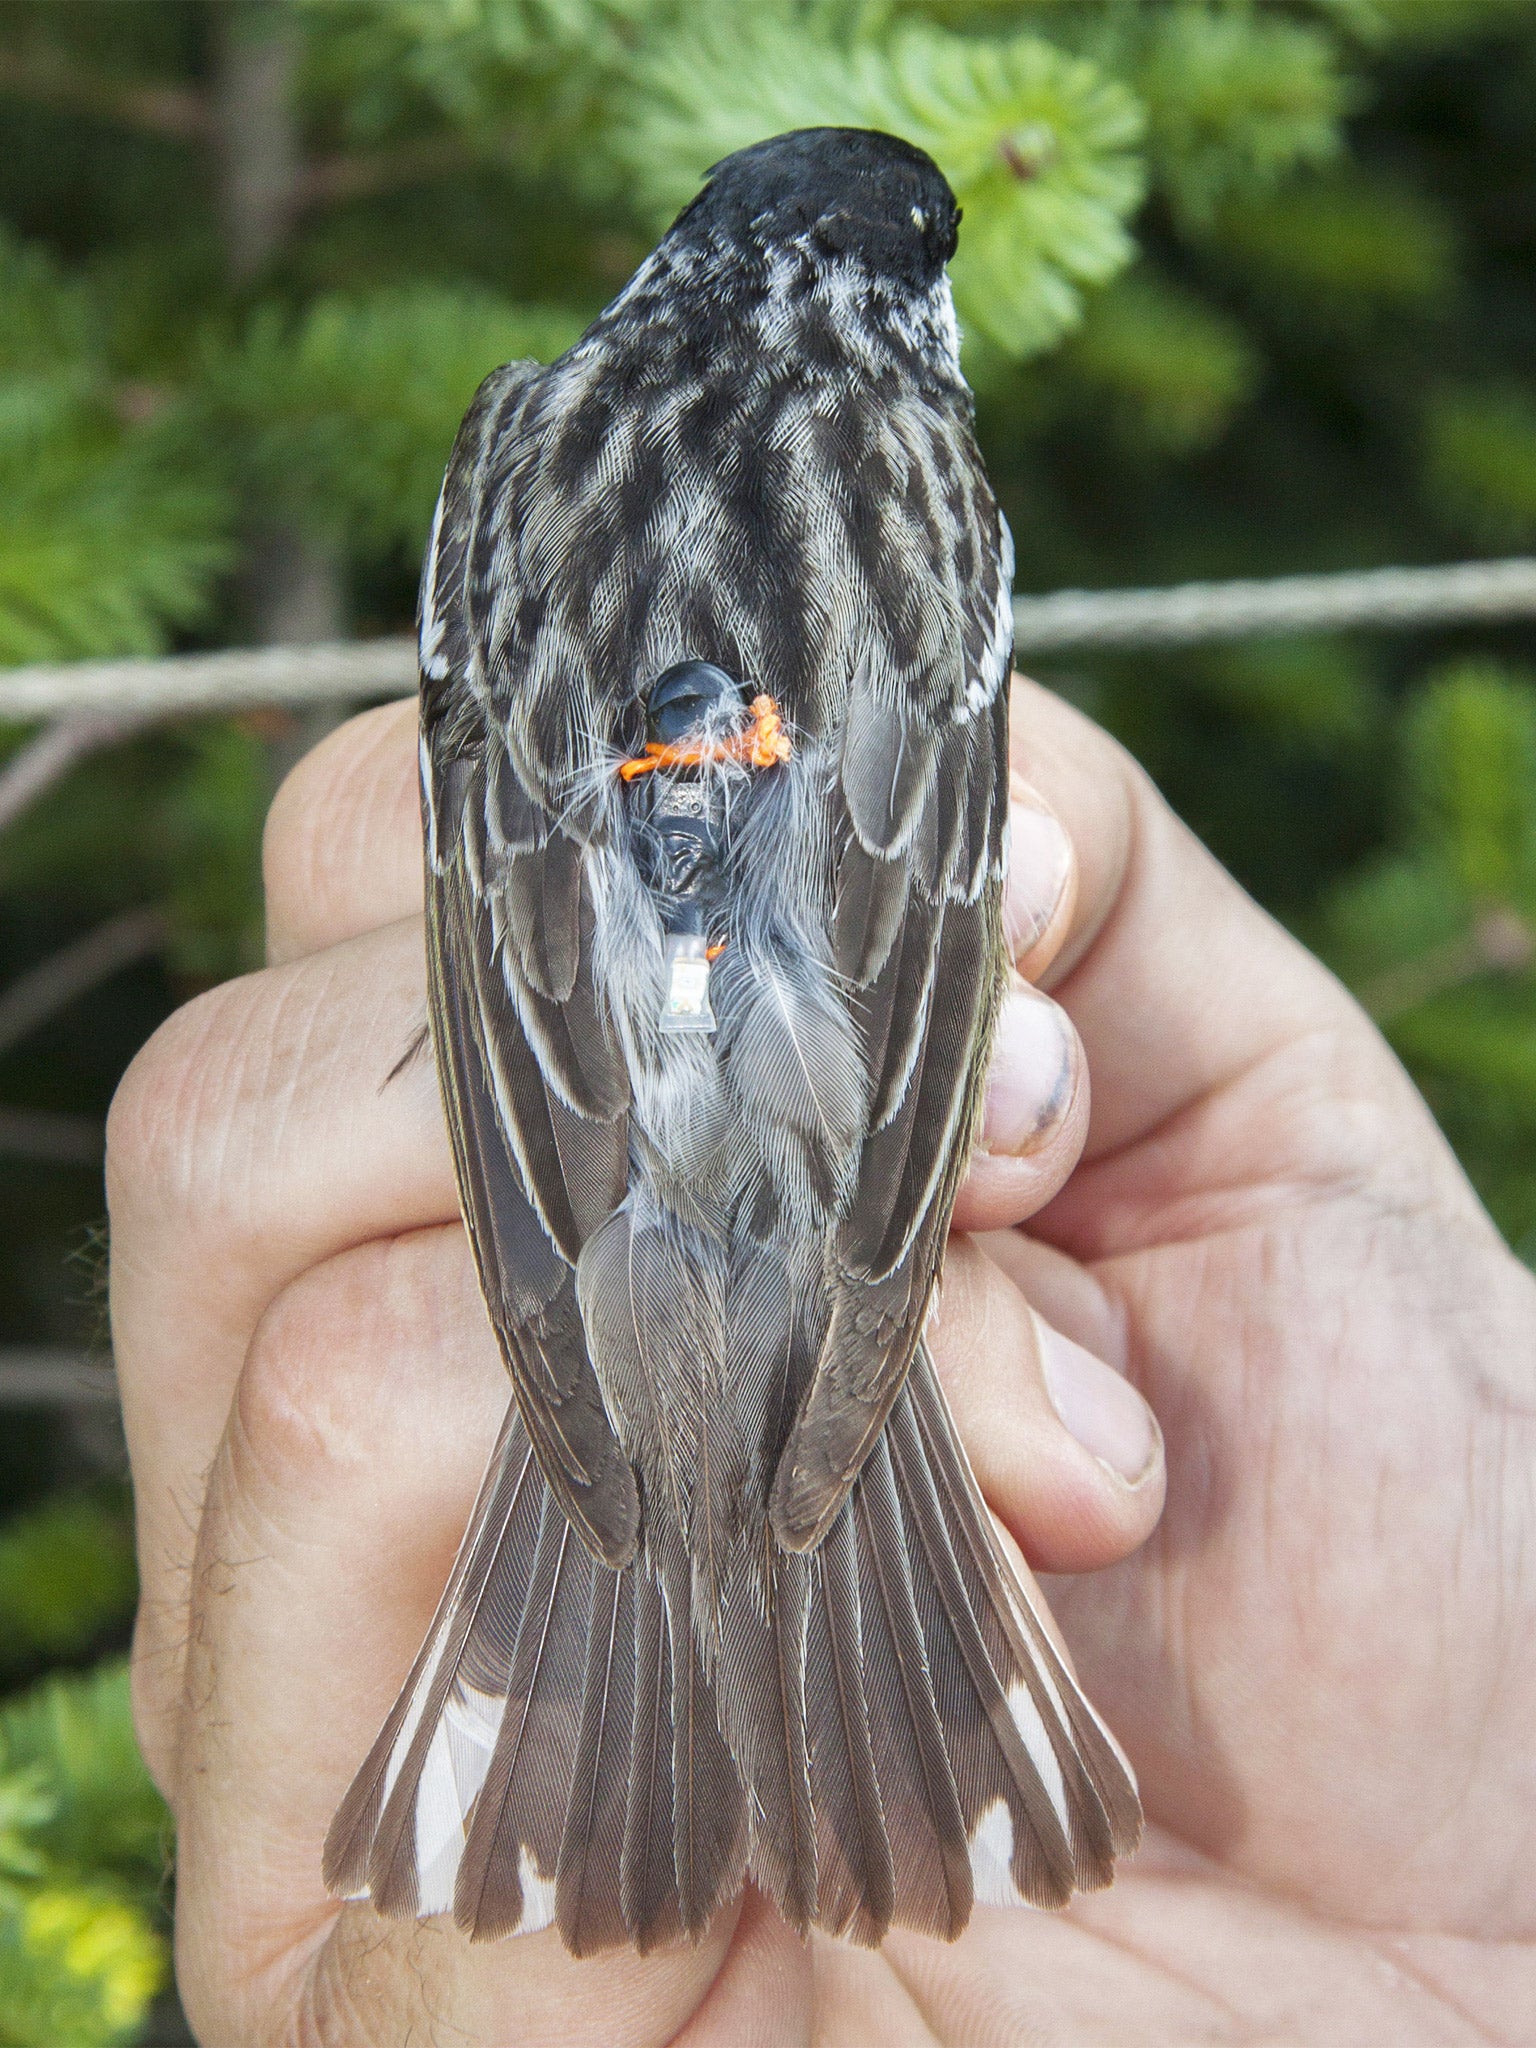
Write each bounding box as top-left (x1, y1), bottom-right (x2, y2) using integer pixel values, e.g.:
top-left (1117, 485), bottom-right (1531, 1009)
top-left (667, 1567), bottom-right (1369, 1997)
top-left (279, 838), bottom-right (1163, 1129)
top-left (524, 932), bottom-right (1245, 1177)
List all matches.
top-left (106, 670), bottom-right (1536, 2039)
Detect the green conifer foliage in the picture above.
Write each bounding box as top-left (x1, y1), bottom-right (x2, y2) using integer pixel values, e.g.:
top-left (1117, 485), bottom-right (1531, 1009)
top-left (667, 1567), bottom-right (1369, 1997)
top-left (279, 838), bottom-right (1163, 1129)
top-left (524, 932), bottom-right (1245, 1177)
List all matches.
top-left (0, 228), bottom-right (227, 665)
top-left (0, 1666), bottom-right (168, 2047)
top-left (1, 3), bottom-right (1535, 2031)
top-left (1133, 4), bottom-right (1347, 223)
top-left (620, 6), bottom-right (1147, 355)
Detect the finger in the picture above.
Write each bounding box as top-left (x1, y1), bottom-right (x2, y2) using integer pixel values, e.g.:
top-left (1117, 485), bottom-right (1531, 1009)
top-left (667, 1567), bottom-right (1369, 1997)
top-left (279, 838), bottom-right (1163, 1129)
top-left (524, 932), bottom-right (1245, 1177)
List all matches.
top-left (812, 1930), bottom-right (952, 2047)
top-left (953, 981), bottom-right (1089, 1234)
top-left (108, 917), bottom-right (452, 1758)
top-left (1002, 772), bottom-right (1077, 984)
top-left (169, 1225), bottom-right (737, 2048)
top-left (670, 1891), bottom-right (811, 2048)
top-left (1009, 677), bottom-right (1367, 1168)
top-left (264, 698), bottom-right (421, 965)
top-left (971, 1227), bottom-right (1131, 1373)
top-left (929, 1237), bottom-right (1163, 1575)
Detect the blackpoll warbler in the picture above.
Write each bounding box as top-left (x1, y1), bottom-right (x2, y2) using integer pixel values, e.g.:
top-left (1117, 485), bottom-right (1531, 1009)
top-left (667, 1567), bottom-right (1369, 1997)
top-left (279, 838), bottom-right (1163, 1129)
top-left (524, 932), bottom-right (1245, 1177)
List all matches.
top-left (326, 126), bottom-right (1140, 1956)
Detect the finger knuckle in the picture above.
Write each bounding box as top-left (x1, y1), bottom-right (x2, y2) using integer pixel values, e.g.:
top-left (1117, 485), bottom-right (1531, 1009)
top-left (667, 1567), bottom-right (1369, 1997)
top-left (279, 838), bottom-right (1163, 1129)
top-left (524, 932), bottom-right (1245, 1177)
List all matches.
top-left (263, 702), bottom-right (419, 954)
top-left (106, 974), bottom-right (269, 1229)
top-left (273, 1913), bottom-right (440, 2048)
top-left (234, 1240), bottom-right (431, 1492)
top-left (236, 1265), bottom-right (376, 1491)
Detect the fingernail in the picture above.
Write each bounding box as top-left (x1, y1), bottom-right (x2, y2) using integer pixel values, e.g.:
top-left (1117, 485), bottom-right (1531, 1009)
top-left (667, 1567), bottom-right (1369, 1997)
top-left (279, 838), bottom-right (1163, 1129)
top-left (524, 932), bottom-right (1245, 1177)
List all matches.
top-left (1004, 782), bottom-right (1072, 959)
top-left (1036, 1316), bottom-right (1160, 1486)
top-left (981, 986), bottom-right (1077, 1155)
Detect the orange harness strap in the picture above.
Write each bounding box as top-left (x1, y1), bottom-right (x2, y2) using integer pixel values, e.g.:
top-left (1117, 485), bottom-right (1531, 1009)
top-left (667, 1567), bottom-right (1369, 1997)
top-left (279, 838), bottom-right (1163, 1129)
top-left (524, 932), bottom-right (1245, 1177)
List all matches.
top-left (618, 694), bottom-right (792, 782)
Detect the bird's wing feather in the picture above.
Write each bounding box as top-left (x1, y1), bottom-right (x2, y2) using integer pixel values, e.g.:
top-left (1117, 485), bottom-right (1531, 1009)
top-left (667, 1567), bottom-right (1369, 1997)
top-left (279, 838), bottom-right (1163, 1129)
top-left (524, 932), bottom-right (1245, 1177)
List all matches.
top-left (770, 448), bottom-right (1014, 1554)
top-left (421, 361), bottom-right (639, 1570)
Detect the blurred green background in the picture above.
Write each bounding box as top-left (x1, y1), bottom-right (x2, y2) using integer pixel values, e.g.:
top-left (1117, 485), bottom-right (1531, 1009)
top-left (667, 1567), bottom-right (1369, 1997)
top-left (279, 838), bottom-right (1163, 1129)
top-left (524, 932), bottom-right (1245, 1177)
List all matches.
top-left (2, 2), bottom-right (1535, 2039)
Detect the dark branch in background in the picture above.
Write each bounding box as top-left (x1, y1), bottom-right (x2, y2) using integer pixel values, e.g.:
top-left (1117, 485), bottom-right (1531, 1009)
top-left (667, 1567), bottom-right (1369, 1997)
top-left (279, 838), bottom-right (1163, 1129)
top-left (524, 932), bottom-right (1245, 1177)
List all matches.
top-left (297, 130), bottom-right (500, 210)
top-left (0, 35), bottom-right (491, 217)
top-left (0, 906), bottom-right (168, 1062)
top-left (0, 40), bottom-right (208, 139)
top-left (0, 713), bottom-right (150, 834)
top-left (212, 0), bottom-right (301, 281)
top-left (210, 1), bottom-right (350, 774)
top-left (0, 906), bottom-right (165, 1172)
top-left (1360, 906), bottom-right (1535, 1026)
top-left (0, 1349), bottom-right (118, 1407)
top-left (0, 1107), bottom-right (104, 1165)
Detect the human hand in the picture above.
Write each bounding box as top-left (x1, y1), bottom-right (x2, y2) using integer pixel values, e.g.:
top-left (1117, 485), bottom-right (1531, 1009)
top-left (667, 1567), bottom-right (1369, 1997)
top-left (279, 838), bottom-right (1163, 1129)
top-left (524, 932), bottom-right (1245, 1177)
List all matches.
top-left (954, 681), bottom-right (1536, 2043)
top-left (106, 679), bottom-right (1534, 2041)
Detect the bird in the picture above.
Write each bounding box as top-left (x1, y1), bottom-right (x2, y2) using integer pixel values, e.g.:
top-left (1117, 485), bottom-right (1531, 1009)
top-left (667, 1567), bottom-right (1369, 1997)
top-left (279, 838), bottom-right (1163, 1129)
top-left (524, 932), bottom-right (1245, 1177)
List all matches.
top-left (324, 124), bottom-right (1141, 1957)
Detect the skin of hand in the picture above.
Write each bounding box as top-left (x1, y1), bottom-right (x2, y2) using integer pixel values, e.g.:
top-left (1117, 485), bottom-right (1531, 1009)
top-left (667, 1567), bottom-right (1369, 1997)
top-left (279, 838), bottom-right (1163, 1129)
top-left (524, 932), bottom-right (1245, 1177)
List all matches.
top-left (105, 679), bottom-right (1536, 2046)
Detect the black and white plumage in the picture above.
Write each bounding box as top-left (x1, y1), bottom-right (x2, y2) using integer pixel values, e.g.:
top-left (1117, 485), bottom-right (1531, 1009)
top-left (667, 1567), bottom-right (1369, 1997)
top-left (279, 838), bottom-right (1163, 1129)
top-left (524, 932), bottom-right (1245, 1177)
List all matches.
top-left (325, 126), bottom-right (1140, 1954)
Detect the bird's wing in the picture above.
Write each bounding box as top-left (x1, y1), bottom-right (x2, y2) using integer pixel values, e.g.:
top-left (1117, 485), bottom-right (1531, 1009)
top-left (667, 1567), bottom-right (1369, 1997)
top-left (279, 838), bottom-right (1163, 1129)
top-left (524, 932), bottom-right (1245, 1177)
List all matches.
top-left (419, 361), bottom-right (640, 1570)
top-left (770, 437), bottom-right (1014, 1554)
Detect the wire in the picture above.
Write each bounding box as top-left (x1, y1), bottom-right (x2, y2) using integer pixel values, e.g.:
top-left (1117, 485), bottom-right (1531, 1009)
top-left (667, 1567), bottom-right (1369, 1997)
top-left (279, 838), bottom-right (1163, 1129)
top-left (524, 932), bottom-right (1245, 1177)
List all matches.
top-left (1009, 556), bottom-right (1536, 654)
top-left (0, 557), bottom-right (1533, 725)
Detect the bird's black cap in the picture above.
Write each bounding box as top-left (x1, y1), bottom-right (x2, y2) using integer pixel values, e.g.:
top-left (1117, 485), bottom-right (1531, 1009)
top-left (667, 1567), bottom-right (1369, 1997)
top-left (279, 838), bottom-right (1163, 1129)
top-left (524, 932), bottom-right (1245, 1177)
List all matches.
top-left (672, 128), bottom-right (961, 290)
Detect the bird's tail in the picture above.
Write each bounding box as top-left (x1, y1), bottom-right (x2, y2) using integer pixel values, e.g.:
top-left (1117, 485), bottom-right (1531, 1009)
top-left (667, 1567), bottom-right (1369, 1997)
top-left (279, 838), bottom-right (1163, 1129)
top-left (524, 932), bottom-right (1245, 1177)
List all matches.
top-left (324, 1350), bottom-right (1140, 1952)
top-left (322, 1399), bottom-right (747, 1953)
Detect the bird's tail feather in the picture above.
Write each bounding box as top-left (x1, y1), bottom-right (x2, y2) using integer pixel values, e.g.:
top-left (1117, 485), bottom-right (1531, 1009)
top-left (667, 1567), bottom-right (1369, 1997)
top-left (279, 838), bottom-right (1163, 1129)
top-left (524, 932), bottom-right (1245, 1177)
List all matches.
top-left (325, 1353), bottom-right (1139, 1951)
top-left (323, 1400), bottom-right (747, 1952)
